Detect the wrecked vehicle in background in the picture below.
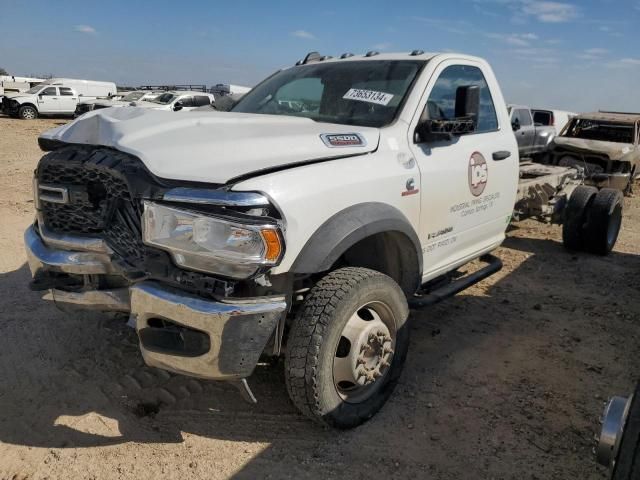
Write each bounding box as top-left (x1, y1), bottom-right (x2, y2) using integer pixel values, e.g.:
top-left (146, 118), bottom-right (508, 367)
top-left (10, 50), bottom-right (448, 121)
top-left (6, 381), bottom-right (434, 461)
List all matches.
top-left (549, 111), bottom-right (640, 193)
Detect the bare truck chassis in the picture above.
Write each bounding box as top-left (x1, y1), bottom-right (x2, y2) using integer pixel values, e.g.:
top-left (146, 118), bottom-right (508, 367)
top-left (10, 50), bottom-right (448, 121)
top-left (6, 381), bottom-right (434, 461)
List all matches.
top-left (514, 159), bottom-right (625, 255)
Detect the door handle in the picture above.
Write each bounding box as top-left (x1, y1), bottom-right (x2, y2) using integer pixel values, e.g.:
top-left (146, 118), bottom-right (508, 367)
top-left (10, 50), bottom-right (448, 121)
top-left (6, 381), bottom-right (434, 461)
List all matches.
top-left (492, 151), bottom-right (511, 161)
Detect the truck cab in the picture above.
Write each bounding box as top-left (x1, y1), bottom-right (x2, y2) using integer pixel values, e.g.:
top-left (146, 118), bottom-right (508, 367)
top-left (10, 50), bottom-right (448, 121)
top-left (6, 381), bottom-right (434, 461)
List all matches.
top-left (27, 51), bottom-right (518, 428)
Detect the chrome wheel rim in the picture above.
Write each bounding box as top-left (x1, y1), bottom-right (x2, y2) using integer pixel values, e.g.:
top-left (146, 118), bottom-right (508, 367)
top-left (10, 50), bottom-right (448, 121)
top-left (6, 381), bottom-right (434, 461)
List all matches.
top-left (23, 108), bottom-right (35, 119)
top-left (332, 301), bottom-right (397, 404)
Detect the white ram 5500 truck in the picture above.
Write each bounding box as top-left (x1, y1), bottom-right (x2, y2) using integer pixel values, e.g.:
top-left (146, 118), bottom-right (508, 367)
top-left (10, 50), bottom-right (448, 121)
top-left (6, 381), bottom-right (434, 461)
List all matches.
top-left (27, 51), bottom-right (519, 428)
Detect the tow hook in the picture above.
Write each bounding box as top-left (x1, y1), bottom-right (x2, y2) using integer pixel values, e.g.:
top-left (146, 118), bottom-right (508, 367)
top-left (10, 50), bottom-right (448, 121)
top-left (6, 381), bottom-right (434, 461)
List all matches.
top-left (231, 379), bottom-right (257, 404)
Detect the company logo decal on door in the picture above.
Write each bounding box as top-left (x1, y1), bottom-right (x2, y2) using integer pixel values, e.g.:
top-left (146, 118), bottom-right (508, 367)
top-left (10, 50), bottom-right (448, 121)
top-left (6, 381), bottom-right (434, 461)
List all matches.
top-left (468, 152), bottom-right (488, 196)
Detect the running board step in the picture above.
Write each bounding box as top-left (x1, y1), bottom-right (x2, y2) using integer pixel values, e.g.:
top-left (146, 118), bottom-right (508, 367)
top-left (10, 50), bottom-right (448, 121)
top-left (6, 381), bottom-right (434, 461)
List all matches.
top-left (409, 254), bottom-right (502, 309)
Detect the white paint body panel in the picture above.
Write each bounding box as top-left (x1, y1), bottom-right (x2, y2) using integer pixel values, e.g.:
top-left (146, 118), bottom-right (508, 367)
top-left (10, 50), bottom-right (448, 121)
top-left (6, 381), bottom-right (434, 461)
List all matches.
top-left (41, 52), bottom-right (519, 282)
top-left (41, 107), bottom-right (379, 183)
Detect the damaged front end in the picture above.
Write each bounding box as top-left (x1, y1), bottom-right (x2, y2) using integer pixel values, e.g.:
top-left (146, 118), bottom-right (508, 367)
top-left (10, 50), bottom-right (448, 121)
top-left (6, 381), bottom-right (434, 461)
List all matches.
top-left (25, 144), bottom-right (289, 394)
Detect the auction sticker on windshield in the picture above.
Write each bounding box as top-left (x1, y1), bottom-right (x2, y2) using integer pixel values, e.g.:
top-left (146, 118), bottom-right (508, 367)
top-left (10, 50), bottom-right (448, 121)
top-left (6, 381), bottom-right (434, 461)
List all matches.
top-left (343, 88), bottom-right (394, 106)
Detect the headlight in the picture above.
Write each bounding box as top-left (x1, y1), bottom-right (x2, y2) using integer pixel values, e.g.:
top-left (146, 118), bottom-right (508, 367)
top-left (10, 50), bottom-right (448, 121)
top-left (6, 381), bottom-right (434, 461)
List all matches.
top-left (142, 201), bottom-right (283, 279)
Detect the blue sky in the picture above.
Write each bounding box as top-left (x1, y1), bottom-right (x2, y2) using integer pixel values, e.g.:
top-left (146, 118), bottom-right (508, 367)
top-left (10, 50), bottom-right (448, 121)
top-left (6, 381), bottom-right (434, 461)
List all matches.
top-left (1, 0), bottom-right (639, 112)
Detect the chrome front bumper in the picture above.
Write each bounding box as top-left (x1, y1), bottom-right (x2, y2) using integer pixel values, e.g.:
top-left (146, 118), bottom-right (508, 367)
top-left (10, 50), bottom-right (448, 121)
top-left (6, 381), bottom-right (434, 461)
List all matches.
top-left (25, 225), bottom-right (287, 380)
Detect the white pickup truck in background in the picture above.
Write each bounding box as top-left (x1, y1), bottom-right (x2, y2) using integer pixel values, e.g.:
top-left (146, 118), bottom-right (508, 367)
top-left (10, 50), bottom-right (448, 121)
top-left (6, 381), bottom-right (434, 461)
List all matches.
top-left (2, 78), bottom-right (116, 119)
top-left (131, 90), bottom-right (215, 111)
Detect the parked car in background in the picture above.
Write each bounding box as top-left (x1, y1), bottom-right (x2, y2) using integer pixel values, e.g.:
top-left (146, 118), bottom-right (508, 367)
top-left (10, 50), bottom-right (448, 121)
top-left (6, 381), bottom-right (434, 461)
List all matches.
top-left (508, 104), bottom-right (556, 158)
top-left (2, 78), bottom-right (116, 119)
top-left (132, 90), bottom-right (215, 111)
top-left (548, 111), bottom-right (640, 192)
top-left (532, 108), bottom-right (576, 134)
top-left (210, 83), bottom-right (251, 100)
top-left (74, 90), bottom-right (163, 117)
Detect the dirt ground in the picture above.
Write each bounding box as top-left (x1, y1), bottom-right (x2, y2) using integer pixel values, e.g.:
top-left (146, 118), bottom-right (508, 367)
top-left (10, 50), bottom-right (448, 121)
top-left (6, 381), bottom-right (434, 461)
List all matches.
top-left (0, 115), bottom-right (638, 480)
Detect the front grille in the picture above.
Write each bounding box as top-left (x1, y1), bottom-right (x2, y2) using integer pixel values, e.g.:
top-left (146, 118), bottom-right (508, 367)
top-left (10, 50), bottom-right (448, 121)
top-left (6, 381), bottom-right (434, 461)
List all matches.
top-left (37, 148), bottom-right (146, 266)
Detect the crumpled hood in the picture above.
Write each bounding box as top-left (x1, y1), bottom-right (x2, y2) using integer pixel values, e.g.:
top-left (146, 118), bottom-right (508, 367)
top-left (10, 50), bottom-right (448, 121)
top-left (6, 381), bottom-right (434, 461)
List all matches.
top-left (552, 136), bottom-right (637, 160)
top-left (40, 107), bottom-right (379, 183)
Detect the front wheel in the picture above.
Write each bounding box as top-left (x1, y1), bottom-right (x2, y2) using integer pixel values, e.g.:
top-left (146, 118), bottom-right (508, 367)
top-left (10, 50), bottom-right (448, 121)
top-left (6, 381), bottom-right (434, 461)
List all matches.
top-left (285, 267), bottom-right (409, 429)
top-left (18, 105), bottom-right (38, 120)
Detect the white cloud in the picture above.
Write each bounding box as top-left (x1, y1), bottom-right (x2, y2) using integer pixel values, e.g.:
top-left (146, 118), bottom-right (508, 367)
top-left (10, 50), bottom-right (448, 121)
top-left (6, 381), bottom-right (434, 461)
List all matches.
top-left (74, 25), bottom-right (96, 34)
top-left (604, 58), bottom-right (640, 69)
top-left (521, 1), bottom-right (578, 23)
top-left (474, 0), bottom-right (578, 23)
top-left (372, 42), bottom-right (392, 51)
top-left (577, 48), bottom-right (609, 61)
top-left (290, 30), bottom-right (315, 40)
top-left (486, 32), bottom-right (539, 46)
top-left (410, 16), bottom-right (472, 35)
top-left (585, 48), bottom-right (609, 55)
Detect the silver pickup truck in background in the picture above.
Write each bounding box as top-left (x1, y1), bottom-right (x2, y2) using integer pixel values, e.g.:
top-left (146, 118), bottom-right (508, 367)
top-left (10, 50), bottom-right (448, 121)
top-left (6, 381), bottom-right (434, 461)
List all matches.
top-left (509, 104), bottom-right (556, 159)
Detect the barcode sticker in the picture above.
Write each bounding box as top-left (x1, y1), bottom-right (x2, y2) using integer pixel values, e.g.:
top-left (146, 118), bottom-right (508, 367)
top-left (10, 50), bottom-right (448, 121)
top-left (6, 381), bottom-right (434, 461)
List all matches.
top-left (342, 88), bottom-right (394, 106)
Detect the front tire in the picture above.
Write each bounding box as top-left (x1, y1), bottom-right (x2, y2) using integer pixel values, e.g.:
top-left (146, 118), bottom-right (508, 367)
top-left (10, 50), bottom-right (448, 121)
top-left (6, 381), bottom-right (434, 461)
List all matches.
top-left (18, 105), bottom-right (38, 120)
top-left (285, 267), bottom-right (409, 429)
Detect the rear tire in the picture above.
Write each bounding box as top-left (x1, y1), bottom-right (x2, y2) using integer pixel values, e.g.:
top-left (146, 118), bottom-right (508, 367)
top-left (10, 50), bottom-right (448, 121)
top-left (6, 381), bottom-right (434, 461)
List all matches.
top-left (284, 267), bottom-right (409, 429)
top-left (562, 185), bottom-right (598, 251)
top-left (584, 188), bottom-right (623, 255)
top-left (18, 105), bottom-right (37, 120)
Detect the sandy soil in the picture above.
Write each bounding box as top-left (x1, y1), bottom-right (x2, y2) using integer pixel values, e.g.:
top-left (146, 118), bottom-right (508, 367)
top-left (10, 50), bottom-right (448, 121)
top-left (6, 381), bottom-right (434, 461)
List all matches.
top-left (0, 115), bottom-right (638, 480)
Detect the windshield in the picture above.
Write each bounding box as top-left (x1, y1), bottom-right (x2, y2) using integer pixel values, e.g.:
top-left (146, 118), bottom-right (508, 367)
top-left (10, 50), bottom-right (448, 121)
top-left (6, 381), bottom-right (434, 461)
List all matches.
top-left (150, 93), bottom-right (176, 104)
top-left (563, 119), bottom-right (636, 144)
top-left (26, 85), bottom-right (44, 94)
top-left (122, 91), bottom-right (146, 102)
top-left (232, 60), bottom-right (425, 128)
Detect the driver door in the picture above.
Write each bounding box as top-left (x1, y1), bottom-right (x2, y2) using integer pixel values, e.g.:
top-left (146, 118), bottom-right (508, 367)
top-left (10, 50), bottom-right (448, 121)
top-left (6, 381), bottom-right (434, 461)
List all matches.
top-left (37, 87), bottom-right (60, 113)
top-left (408, 60), bottom-right (516, 279)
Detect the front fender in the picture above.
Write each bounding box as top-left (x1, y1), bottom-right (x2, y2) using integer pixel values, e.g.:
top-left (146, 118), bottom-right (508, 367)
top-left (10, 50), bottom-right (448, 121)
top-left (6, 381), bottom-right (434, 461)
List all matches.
top-left (290, 202), bottom-right (422, 277)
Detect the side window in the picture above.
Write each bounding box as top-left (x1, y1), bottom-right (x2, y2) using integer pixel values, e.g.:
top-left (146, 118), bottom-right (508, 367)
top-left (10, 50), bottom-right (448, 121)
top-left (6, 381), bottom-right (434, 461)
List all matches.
top-left (426, 65), bottom-right (498, 133)
top-left (194, 95), bottom-right (211, 107)
top-left (276, 78), bottom-right (323, 112)
top-left (59, 87), bottom-right (74, 96)
top-left (41, 87), bottom-right (58, 96)
top-left (179, 96), bottom-right (194, 107)
top-left (518, 109), bottom-right (532, 126)
top-left (533, 111), bottom-right (550, 125)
